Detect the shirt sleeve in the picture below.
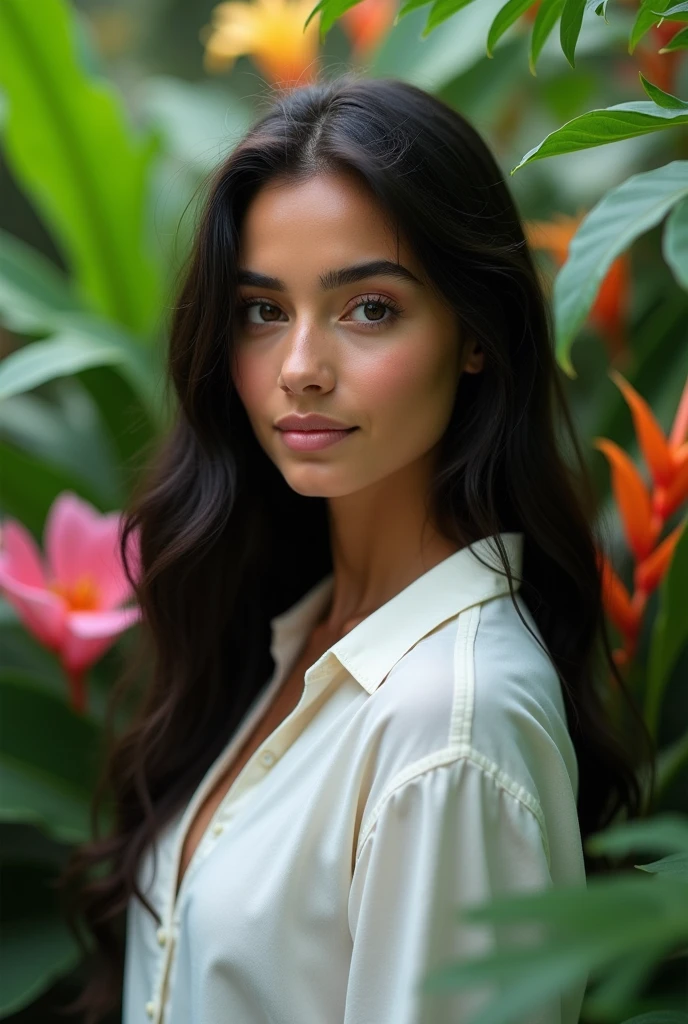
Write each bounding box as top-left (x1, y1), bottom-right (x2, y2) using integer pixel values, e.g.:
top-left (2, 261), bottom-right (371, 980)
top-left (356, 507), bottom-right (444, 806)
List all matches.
top-left (344, 756), bottom-right (563, 1024)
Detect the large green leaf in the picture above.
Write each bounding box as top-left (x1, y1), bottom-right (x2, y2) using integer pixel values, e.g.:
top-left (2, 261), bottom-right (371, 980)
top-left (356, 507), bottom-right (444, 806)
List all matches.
top-left (0, 229), bottom-right (85, 335)
top-left (663, 197), bottom-right (688, 289)
top-left (0, 439), bottom-right (106, 536)
top-left (0, 388), bottom-right (122, 509)
top-left (0, 674), bottom-right (102, 842)
top-left (0, 861), bottom-right (81, 1016)
top-left (550, 162), bottom-right (688, 374)
top-left (0, 319), bottom-right (162, 425)
top-left (647, 523), bottom-right (688, 740)
top-left (0, 0), bottom-right (162, 336)
top-left (420, 872), bottom-right (688, 1024)
top-left (585, 813), bottom-right (688, 857)
top-left (513, 101), bottom-right (688, 170)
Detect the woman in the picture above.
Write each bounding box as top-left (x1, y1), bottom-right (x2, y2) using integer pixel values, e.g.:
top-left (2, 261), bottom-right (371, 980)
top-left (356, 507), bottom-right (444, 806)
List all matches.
top-left (61, 74), bottom-right (653, 1024)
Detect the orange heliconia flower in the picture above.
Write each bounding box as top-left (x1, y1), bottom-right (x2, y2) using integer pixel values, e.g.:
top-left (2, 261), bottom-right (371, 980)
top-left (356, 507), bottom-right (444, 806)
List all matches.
top-left (610, 369), bottom-right (688, 521)
top-left (593, 437), bottom-right (659, 561)
top-left (595, 370), bottom-right (688, 666)
top-left (200, 0), bottom-right (322, 85)
top-left (635, 520), bottom-right (686, 594)
top-left (339, 0), bottom-right (397, 57)
top-left (526, 213), bottom-right (630, 361)
top-left (598, 553), bottom-right (644, 644)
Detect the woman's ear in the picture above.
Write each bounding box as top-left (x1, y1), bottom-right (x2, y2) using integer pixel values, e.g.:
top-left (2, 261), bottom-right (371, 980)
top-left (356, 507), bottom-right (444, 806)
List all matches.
top-left (462, 338), bottom-right (484, 374)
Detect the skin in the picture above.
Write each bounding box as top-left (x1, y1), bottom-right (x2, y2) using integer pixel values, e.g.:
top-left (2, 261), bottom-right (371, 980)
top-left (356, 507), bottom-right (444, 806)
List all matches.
top-left (230, 170), bottom-right (484, 641)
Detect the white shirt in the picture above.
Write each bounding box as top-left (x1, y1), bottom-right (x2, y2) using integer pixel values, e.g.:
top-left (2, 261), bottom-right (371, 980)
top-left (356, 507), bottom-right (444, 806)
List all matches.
top-left (122, 532), bottom-right (587, 1024)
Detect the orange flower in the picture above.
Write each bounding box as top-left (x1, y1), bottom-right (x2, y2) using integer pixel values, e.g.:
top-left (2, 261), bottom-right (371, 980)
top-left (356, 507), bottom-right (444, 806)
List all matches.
top-left (200, 0), bottom-right (322, 85)
top-left (635, 519), bottom-right (686, 594)
top-left (610, 370), bottom-right (688, 520)
top-left (596, 370), bottom-right (688, 665)
top-left (526, 213), bottom-right (630, 362)
top-left (340, 0), bottom-right (397, 57)
top-left (592, 438), bottom-right (659, 560)
top-left (599, 553), bottom-right (643, 644)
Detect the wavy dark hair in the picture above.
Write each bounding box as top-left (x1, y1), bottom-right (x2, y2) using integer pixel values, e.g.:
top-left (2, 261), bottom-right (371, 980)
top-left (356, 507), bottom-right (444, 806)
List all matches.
top-left (58, 73), bottom-right (655, 1023)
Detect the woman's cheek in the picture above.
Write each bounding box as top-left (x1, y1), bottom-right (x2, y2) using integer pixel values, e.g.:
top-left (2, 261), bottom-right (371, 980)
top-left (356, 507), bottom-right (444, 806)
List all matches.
top-left (357, 345), bottom-right (447, 424)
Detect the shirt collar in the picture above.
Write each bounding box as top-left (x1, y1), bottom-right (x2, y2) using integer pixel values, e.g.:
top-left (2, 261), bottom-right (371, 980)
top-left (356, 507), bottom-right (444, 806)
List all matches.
top-left (269, 531), bottom-right (524, 695)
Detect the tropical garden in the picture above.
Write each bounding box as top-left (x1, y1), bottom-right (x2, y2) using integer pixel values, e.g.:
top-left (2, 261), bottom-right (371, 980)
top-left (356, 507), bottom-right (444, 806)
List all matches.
top-left (0, 0), bottom-right (686, 1020)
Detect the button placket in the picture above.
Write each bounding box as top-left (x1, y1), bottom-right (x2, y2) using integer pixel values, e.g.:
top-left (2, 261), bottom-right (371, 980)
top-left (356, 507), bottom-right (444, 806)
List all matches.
top-left (155, 655), bottom-right (337, 1016)
top-left (147, 925), bottom-right (176, 1023)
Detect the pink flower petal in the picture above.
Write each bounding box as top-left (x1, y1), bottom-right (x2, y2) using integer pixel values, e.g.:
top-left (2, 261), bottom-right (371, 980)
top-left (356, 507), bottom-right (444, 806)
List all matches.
top-left (0, 569), bottom-right (67, 647)
top-left (80, 516), bottom-right (140, 610)
top-left (60, 630), bottom-right (120, 676)
top-left (69, 605), bottom-right (142, 638)
top-left (44, 492), bottom-right (103, 588)
top-left (61, 605), bottom-right (142, 675)
top-left (0, 520), bottom-right (47, 588)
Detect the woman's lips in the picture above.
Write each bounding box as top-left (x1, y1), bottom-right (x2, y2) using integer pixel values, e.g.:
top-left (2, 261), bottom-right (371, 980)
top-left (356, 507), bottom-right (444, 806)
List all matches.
top-left (277, 427), bottom-right (358, 452)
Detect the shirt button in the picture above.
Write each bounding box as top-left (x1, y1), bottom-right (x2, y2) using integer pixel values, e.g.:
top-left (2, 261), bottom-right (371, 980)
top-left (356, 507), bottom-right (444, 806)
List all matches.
top-left (259, 749), bottom-right (276, 767)
top-left (156, 927), bottom-right (167, 946)
top-left (145, 1001), bottom-right (156, 1018)
top-left (211, 821), bottom-right (224, 835)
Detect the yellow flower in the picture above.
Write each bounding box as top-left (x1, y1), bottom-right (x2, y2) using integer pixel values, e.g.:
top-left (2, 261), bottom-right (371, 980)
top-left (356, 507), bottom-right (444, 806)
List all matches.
top-left (200, 0), bottom-right (322, 85)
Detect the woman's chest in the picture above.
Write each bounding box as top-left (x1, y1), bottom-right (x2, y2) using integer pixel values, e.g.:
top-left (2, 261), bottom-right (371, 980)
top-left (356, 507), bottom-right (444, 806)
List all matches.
top-left (174, 632), bottom-right (336, 898)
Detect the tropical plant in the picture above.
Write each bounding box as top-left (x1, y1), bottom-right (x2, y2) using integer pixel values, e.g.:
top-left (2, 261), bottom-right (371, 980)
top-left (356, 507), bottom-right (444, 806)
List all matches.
top-left (421, 813), bottom-right (688, 1024)
top-left (0, 0), bottom-right (686, 1018)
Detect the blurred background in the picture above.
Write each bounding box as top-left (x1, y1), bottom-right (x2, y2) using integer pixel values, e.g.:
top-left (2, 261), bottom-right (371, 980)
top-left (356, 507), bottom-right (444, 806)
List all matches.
top-left (0, 0), bottom-right (687, 1020)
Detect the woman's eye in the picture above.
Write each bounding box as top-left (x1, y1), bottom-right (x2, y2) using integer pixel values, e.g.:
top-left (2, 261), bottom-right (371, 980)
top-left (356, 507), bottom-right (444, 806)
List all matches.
top-left (236, 294), bottom-right (403, 331)
top-left (347, 297), bottom-right (403, 329)
top-left (238, 300), bottom-right (284, 326)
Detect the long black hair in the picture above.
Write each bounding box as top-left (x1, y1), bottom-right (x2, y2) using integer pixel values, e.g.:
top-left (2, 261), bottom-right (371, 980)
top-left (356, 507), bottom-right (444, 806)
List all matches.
top-left (58, 73), bottom-right (654, 1023)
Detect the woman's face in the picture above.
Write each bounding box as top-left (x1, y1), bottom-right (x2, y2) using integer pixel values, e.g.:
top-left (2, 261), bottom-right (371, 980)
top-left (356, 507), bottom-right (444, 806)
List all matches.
top-left (230, 171), bottom-right (483, 498)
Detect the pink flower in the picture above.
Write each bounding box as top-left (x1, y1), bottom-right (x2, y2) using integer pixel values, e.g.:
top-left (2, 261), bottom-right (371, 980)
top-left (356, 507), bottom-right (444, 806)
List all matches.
top-left (0, 492), bottom-right (142, 714)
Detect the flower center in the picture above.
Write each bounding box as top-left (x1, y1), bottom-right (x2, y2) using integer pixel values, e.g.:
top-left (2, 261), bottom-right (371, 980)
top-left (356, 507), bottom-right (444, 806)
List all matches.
top-left (50, 576), bottom-right (100, 611)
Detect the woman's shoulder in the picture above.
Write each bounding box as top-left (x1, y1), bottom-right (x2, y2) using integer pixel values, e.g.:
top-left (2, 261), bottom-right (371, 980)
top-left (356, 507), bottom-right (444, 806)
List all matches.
top-left (354, 591), bottom-right (577, 811)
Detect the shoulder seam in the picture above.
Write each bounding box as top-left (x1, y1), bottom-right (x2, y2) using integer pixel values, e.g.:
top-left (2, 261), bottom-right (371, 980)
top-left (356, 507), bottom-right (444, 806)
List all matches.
top-left (355, 748), bottom-right (549, 867)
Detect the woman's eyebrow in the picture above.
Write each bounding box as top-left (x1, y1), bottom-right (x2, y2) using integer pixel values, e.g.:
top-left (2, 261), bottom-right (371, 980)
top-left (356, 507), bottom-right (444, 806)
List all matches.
top-left (237, 259), bottom-right (423, 292)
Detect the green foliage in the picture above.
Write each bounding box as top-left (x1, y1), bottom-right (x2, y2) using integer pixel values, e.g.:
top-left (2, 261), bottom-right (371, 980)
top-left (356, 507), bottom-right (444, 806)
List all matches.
top-left (552, 162), bottom-right (688, 372)
top-left (487, 0), bottom-right (534, 57)
top-left (419, 815), bottom-right (688, 1024)
top-left (0, 0), bottom-right (687, 1015)
top-left (560, 0), bottom-right (587, 67)
top-left (629, 0), bottom-right (675, 52)
top-left (0, 862), bottom-right (81, 1017)
top-left (647, 525), bottom-right (688, 740)
top-left (513, 102), bottom-right (688, 170)
top-left (661, 24), bottom-right (688, 48)
top-left (0, 0), bottom-right (163, 335)
top-left (663, 198), bottom-right (688, 288)
top-left (530, 0), bottom-right (566, 72)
